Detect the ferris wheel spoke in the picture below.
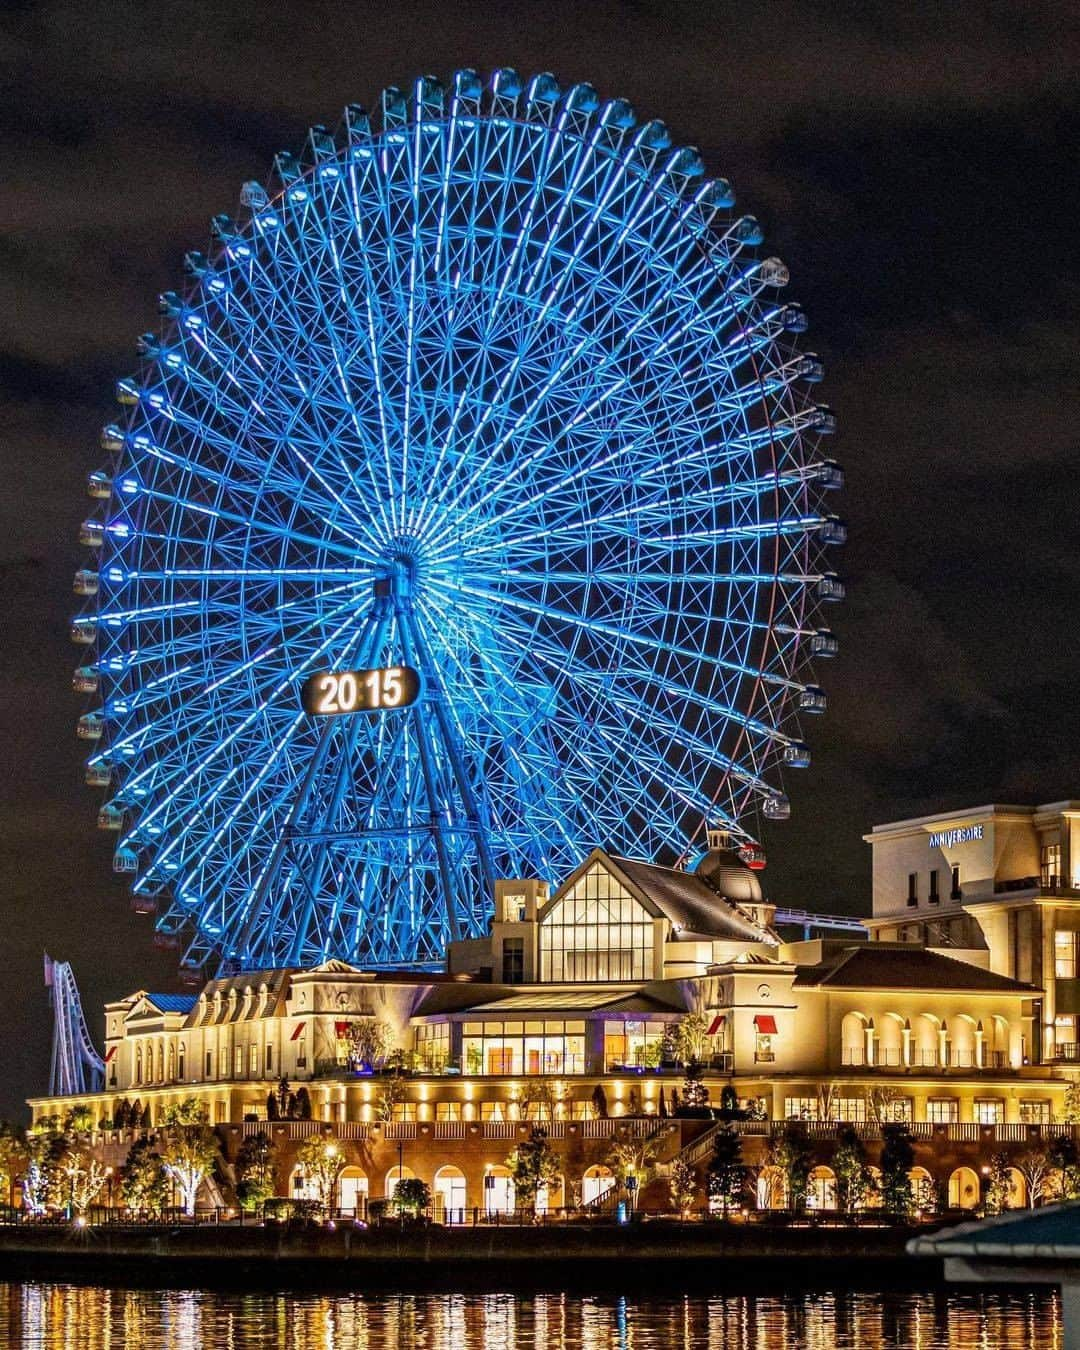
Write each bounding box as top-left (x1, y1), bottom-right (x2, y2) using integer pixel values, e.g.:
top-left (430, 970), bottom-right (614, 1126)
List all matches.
top-left (108, 593), bottom-right (365, 807)
top-left (439, 575), bottom-right (805, 696)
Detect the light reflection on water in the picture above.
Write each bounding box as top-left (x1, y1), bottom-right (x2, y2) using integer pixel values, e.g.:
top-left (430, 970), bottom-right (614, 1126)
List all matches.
top-left (0, 1284), bottom-right (1061, 1349)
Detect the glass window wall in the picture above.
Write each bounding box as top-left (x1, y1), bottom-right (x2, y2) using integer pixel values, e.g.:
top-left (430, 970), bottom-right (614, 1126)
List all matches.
top-left (603, 1019), bottom-right (668, 1070)
top-left (539, 865), bottom-right (654, 981)
top-left (462, 1020), bottom-right (587, 1075)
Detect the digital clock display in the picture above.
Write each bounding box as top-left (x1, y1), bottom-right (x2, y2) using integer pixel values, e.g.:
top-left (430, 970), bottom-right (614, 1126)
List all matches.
top-left (301, 665), bottom-right (421, 716)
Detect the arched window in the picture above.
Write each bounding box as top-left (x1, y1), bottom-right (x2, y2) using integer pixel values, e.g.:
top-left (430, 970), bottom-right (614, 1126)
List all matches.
top-left (581, 1164), bottom-right (615, 1206)
top-left (433, 1165), bottom-right (466, 1222)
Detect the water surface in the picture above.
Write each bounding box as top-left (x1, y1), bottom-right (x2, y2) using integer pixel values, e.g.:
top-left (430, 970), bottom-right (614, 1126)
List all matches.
top-left (0, 1284), bottom-right (1061, 1348)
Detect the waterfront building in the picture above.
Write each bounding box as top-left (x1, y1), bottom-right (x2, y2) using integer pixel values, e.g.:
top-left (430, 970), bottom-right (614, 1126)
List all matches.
top-left (865, 800), bottom-right (1080, 1066)
top-left (31, 822), bottom-right (1078, 1216)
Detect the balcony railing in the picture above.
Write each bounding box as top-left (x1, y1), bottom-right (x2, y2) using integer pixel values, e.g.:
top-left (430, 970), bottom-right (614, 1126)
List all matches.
top-left (841, 1048), bottom-right (1010, 1071)
top-left (1054, 1042), bottom-right (1080, 1063)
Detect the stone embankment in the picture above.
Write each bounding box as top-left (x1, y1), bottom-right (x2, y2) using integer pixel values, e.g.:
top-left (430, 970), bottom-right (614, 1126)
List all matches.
top-left (0, 1222), bottom-right (940, 1289)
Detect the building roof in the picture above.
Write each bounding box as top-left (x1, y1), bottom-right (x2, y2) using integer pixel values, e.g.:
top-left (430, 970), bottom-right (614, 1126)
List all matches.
top-left (144, 993), bottom-right (198, 1014)
top-left (608, 855), bottom-right (769, 942)
top-left (792, 945), bottom-right (1038, 993)
top-left (909, 1201), bottom-right (1080, 1260)
top-left (411, 981), bottom-right (687, 1019)
top-left (470, 989), bottom-right (685, 1015)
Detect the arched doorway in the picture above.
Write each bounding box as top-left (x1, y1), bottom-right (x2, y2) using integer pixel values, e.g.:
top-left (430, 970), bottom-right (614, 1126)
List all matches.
top-left (483, 1165), bottom-right (515, 1215)
top-left (582, 1164), bottom-right (615, 1206)
top-left (536, 1174), bottom-right (564, 1214)
top-left (806, 1166), bottom-right (837, 1210)
top-left (433, 1165), bottom-right (467, 1224)
top-left (290, 1164), bottom-right (319, 1203)
top-left (384, 1164), bottom-right (417, 1200)
top-left (755, 1165), bottom-right (786, 1210)
top-left (948, 1166), bottom-right (980, 1210)
top-left (909, 1166), bottom-right (935, 1214)
top-left (840, 1012), bottom-right (866, 1067)
top-left (338, 1166), bottom-right (368, 1218)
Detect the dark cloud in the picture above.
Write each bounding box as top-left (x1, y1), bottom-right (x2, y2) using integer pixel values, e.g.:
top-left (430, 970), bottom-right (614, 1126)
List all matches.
top-left (1, 0), bottom-right (1079, 1118)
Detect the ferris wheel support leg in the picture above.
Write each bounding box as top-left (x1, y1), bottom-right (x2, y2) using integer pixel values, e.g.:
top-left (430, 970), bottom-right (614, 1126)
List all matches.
top-left (403, 607), bottom-right (497, 929)
top-left (230, 611), bottom-right (384, 970)
top-left (396, 603), bottom-right (463, 945)
top-left (285, 652), bottom-right (388, 965)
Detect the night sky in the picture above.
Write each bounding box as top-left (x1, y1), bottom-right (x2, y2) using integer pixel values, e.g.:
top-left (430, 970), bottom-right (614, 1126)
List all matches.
top-left (2, 1), bottom-right (1078, 1120)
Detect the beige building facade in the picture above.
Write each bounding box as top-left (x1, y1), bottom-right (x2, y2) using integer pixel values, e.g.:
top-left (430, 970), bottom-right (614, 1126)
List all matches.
top-left (865, 800), bottom-right (1080, 1067)
top-left (29, 840), bottom-right (1073, 1216)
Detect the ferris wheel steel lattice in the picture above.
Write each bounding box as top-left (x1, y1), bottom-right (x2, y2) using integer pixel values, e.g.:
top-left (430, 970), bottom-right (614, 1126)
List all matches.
top-left (71, 69), bottom-right (845, 977)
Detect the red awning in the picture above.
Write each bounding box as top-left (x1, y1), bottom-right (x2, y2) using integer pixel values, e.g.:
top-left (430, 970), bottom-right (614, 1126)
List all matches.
top-left (290, 1021), bottom-right (306, 1041)
top-left (334, 1021), bottom-right (350, 1037)
top-left (706, 1015), bottom-right (726, 1036)
top-left (753, 1014), bottom-right (778, 1035)
top-left (103, 1046), bottom-right (117, 1064)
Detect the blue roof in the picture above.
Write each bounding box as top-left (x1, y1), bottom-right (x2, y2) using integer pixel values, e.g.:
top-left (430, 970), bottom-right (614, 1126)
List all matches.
top-left (910, 1201), bottom-right (1080, 1259)
top-left (146, 993), bottom-right (197, 1013)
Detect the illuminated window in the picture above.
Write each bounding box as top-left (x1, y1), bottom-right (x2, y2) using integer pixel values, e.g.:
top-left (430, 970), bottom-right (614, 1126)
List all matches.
top-left (480, 1101), bottom-right (506, 1122)
top-left (783, 1097), bottom-right (818, 1120)
top-left (539, 865), bottom-right (654, 981)
top-left (1019, 1100), bottom-right (1050, 1124)
top-left (414, 1022), bottom-right (450, 1072)
top-left (1042, 842), bottom-right (1062, 888)
top-left (249, 1043), bottom-right (259, 1075)
top-left (391, 1102), bottom-right (416, 1122)
top-left (603, 1020), bottom-right (667, 1070)
top-left (1056, 932), bottom-right (1078, 979)
top-left (926, 1098), bottom-right (958, 1124)
top-left (974, 1099), bottom-right (1003, 1125)
top-left (435, 1101), bottom-right (461, 1121)
top-left (462, 1020), bottom-right (586, 1076)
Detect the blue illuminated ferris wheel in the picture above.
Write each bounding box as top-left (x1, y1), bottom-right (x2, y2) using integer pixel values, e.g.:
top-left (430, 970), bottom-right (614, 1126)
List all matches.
top-left (72, 69), bottom-right (844, 976)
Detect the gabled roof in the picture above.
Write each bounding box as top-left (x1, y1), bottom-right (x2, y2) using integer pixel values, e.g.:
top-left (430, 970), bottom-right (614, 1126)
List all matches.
top-left (131, 993), bottom-right (197, 1016)
top-left (606, 854), bottom-right (770, 943)
top-left (793, 945), bottom-right (1038, 993)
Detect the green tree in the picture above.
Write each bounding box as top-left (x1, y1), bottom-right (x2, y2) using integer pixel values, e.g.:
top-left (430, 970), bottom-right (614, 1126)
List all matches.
top-left (706, 1122), bottom-right (745, 1214)
top-left (376, 1071), bottom-right (407, 1123)
top-left (391, 1176), bottom-right (431, 1217)
top-left (879, 1123), bottom-right (915, 1217)
top-left (507, 1126), bottom-right (560, 1215)
top-left (679, 1060), bottom-right (710, 1115)
top-left (119, 1138), bottom-right (169, 1214)
top-left (769, 1120), bottom-right (813, 1212)
top-left (832, 1125), bottom-right (874, 1213)
top-left (159, 1099), bottom-right (220, 1216)
top-left (1049, 1135), bottom-right (1080, 1199)
top-left (668, 1157), bottom-right (696, 1217)
top-left (984, 1152), bottom-right (1016, 1215)
top-left (349, 1019), bottom-right (395, 1071)
top-left (295, 1134), bottom-right (345, 1208)
top-left (673, 1012), bottom-right (711, 1066)
top-left (1062, 1082), bottom-right (1080, 1124)
top-left (235, 1131), bottom-right (278, 1212)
